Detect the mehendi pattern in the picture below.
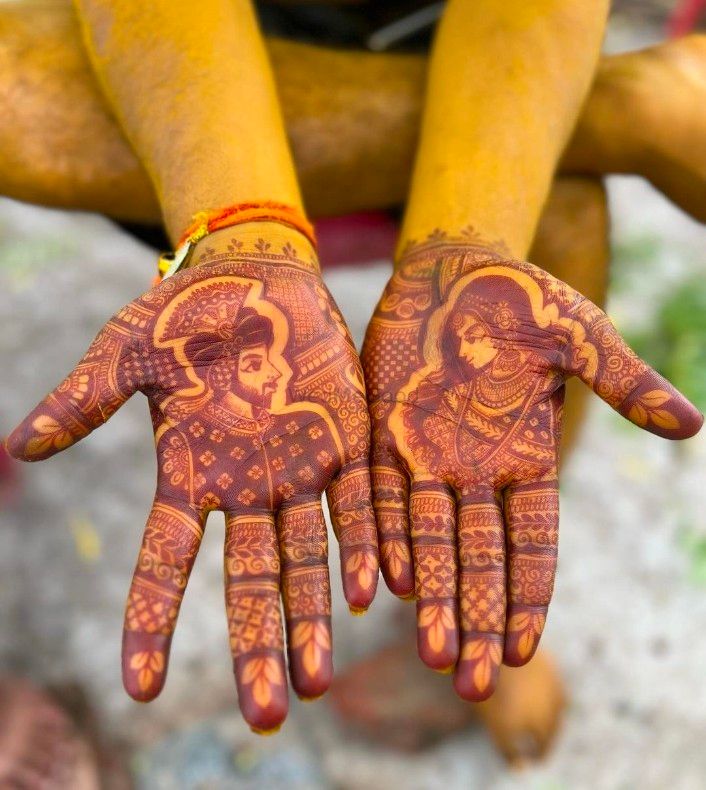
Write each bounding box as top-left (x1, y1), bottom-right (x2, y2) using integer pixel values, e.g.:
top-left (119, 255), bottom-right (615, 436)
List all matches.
top-left (7, 230), bottom-right (379, 733)
top-left (362, 229), bottom-right (702, 701)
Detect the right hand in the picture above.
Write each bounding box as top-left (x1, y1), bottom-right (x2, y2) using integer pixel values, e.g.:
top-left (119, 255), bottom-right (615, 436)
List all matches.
top-left (7, 224), bottom-right (379, 733)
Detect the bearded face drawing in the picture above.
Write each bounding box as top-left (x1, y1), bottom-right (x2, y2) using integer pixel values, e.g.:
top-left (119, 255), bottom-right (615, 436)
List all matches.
top-left (150, 275), bottom-right (344, 510)
top-left (391, 269), bottom-right (570, 491)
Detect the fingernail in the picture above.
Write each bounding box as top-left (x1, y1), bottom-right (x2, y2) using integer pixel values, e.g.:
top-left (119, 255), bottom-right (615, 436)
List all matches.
top-left (250, 724), bottom-right (282, 736)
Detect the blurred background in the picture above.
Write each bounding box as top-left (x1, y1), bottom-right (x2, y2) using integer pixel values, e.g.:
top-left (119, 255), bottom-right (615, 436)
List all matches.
top-left (2, 1), bottom-right (706, 788)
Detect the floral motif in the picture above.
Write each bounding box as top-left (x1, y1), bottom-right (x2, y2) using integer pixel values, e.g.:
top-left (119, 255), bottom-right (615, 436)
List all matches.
top-left (290, 621), bottom-right (331, 677)
top-left (418, 604), bottom-right (455, 653)
top-left (129, 650), bottom-right (165, 693)
top-left (241, 656), bottom-right (284, 708)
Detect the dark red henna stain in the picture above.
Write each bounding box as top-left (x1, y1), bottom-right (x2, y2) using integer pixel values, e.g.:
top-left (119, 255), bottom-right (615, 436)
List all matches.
top-left (7, 232), bottom-right (379, 730)
top-left (362, 228), bottom-right (702, 700)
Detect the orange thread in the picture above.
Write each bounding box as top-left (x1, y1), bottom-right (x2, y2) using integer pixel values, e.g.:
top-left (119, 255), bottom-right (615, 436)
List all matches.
top-left (178, 201), bottom-right (316, 248)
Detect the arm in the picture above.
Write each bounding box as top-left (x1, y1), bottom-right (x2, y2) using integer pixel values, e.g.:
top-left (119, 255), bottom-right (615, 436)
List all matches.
top-left (363, 0), bottom-right (702, 703)
top-left (73, 0), bottom-right (301, 241)
top-left (8, 0), bottom-right (379, 734)
top-left (398, 0), bottom-right (609, 259)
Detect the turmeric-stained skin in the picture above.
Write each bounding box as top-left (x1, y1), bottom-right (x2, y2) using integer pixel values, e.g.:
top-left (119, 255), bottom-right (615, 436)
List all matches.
top-left (362, 232), bottom-right (702, 700)
top-left (360, 0), bottom-right (704, 703)
top-left (529, 177), bottom-right (610, 452)
top-left (7, 224), bottom-right (379, 733)
top-left (3, 3), bottom-right (706, 222)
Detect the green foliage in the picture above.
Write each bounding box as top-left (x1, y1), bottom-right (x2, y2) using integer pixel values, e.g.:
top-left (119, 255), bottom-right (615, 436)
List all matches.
top-left (627, 276), bottom-right (706, 412)
top-left (679, 527), bottom-right (706, 586)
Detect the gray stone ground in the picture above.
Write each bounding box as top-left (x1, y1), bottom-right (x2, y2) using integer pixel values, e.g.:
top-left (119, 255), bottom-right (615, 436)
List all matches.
top-left (2, 175), bottom-right (706, 789)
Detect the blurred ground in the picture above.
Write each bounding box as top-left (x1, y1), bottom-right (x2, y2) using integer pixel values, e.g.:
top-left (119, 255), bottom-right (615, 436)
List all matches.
top-left (2, 12), bottom-right (706, 790)
top-left (2, 175), bottom-right (706, 790)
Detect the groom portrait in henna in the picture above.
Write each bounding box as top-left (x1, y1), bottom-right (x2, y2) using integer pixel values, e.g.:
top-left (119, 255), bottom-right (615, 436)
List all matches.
top-left (1, 0), bottom-right (705, 779)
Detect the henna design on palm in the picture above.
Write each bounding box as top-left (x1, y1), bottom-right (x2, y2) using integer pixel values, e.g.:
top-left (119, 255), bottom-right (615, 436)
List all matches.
top-left (6, 230), bottom-right (379, 733)
top-left (362, 229), bottom-right (702, 701)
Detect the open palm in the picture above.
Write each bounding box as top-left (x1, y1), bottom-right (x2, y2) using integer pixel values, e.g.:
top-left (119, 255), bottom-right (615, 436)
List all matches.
top-left (7, 229), bottom-right (379, 732)
top-left (362, 232), bottom-right (701, 701)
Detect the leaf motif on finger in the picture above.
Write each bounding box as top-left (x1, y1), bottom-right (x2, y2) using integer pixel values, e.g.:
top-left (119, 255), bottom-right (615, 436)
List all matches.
top-left (628, 390), bottom-right (680, 430)
top-left (381, 541), bottom-right (410, 580)
top-left (25, 415), bottom-right (74, 456)
top-left (418, 604), bottom-right (455, 653)
top-left (242, 657), bottom-right (283, 707)
top-left (345, 550), bottom-right (377, 590)
top-left (461, 639), bottom-right (502, 692)
top-left (128, 650), bottom-right (165, 692)
top-left (291, 622), bottom-right (331, 677)
top-left (508, 611), bottom-right (546, 659)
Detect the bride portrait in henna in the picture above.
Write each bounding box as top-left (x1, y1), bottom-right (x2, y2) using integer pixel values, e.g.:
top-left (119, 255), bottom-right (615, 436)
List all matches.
top-left (1, 0), bottom-right (705, 786)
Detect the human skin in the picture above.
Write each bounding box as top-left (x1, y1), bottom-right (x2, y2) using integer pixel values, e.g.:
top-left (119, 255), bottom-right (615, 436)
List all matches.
top-left (2, 2), bottom-right (706, 223)
top-left (7, 222), bottom-right (379, 733)
top-left (6, 0), bottom-right (379, 734)
top-left (362, 0), bottom-right (703, 703)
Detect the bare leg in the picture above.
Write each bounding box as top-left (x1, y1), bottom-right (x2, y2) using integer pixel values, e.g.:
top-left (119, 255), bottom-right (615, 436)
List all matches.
top-left (1, 2), bottom-right (706, 222)
top-left (529, 176), bottom-right (609, 454)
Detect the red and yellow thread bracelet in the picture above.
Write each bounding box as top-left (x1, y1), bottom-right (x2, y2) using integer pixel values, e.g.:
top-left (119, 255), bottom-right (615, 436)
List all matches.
top-left (155, 202), bottom-right (316, 283)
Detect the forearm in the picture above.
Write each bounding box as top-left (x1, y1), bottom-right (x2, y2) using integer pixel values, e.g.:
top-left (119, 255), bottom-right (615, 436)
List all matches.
top-left (399, 0), bottom-right (610, 259)
top-left (73, 0), bottom-right (302, 242)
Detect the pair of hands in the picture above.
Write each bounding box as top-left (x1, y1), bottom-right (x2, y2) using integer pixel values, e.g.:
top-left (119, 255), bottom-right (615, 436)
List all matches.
top-left (7, 223), bottom-right (701, 732)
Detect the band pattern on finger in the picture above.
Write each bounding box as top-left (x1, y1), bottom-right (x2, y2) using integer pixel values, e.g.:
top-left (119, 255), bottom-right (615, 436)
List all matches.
top-left (225, 513), bottom-right (287, 730)
top-left (410, 484), bottom-right (458, 669)
top-left (123, 501), bottom-right (202, 700)
top-left (327, 462), bottom-right (379, 608)
top-left (371, 462), bottom-right (413, 595)
top-left (279, 502), bottom-right (333, 697)
top-left (504, 482), bottom-right (558, 666)
top-left (454, 498), bottom-right (505, 700)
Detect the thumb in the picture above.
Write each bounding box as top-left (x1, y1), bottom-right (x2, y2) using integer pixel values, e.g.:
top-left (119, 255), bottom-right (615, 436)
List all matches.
top-left (7, 319), bottom-right (139, 461)
top-left (567, 301), bottom-right (703, 440)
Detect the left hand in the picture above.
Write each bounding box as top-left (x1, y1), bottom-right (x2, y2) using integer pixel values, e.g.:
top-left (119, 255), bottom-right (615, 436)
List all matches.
top-left (362, 232), bottom-right (702, 701)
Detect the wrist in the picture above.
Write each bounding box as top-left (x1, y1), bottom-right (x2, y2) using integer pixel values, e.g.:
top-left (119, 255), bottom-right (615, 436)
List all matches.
top-left (189, 221), bottom-right (320, 273)
top-left (394, 229), bottom-right (507, 273)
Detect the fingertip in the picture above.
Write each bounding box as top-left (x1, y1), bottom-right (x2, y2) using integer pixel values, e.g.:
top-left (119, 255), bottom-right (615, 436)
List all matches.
top-left (5, 424), bottom-right (32, 461)
top-left (416, 602), bottom-right (459, 671)
top-left (453, 635), bottom-right (503, 702)
top-left (342, 547), bottom-right (379, 610)
top-left (234, 653), bottom-right (289, 732)
top-left (122, 631), bottom-right (170, 702)
top-left (621, 378), bottom-right (705, 440)
top-left (287, 618), bottom-right (333, 700)
top-left (503, 606), bottom-right (546, 667)
top-left (676, 403), bottom-right (704, 440)
top-left (290, 663), bottom-right (332, 701)
top-left (453, 672), bottom-right (498, 703)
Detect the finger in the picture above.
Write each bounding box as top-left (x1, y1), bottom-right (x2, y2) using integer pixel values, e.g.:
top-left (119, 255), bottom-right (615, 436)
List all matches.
top-left (6, 320), bottom-right (138, 461)
top-left (569, 303), bottom-right (703, 439)
top-left (503, 480), bottom-right (559, 667)
top-left (410, 480), bottom-right (459, 671)
top-left (224, 511), bottom-right (288, 734)
top-left (326, 459), bottom-right (379, 613)
top-left (122, 497), bottom-right (203, 702)
top-left (371, 449), bottom-right (414, 598)
top-left (278, 499), bottom-right (332, 700)
top-left (453, 491), bottom-right (505, 702)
